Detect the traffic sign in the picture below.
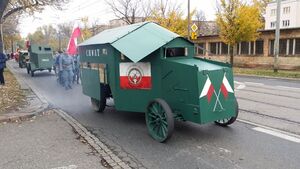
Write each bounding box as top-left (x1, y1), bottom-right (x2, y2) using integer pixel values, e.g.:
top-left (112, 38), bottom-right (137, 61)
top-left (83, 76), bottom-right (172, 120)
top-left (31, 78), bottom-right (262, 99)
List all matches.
top-left (191, 32), bottom-right (197, 40)
top-left (191, 23), bottom-right (198, 32)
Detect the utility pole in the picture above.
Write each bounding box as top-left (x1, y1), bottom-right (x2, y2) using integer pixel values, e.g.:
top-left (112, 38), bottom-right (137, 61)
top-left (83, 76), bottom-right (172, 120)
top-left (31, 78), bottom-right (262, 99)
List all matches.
top-left (187, 0), bottom-right (190, 40)
top-left (274, 0), bottom-right (281, 73)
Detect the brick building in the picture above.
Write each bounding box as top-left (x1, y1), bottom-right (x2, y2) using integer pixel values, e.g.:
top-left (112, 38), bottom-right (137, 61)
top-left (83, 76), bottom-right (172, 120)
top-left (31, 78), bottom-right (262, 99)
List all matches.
top-left (193, 0), bottom-right (300, 70)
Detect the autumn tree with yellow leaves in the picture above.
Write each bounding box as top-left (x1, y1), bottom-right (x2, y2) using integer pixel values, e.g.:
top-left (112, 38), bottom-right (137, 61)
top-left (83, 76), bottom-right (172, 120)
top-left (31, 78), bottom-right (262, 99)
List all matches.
top-left (148, 0), bottom-right (194, 37)
top-left (216, 0), bottom-right (263, 65)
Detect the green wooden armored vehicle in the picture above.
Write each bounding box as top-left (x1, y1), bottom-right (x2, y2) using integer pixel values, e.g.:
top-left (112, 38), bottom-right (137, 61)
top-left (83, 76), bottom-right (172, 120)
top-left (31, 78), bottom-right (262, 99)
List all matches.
top-left (26, 44), bottom-right (53, 77)
top-left (18, 50), bottom-right (29, 68)
top-left (78, 22), bottom-right (238, 142)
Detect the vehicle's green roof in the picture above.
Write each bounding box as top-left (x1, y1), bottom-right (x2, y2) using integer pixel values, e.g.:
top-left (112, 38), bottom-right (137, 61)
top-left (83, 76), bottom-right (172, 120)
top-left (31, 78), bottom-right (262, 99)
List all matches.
top-left (79, 22), bottom-right (180, 63)
top-left (169, 58), bottom-right (227, 71)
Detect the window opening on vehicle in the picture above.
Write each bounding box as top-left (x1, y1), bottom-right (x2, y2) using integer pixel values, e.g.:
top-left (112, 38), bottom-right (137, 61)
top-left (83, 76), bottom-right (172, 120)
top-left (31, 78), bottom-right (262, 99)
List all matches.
top-left (44, 47), bottom-right (51, 51)
top-left (164, 47), bottom-right (188, 58)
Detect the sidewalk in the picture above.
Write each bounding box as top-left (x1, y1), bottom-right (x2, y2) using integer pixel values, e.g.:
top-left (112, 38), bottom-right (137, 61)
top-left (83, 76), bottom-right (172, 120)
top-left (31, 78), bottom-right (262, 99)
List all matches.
top-left (2, 60), bottom-right (132, 169)
top-left (0, 60), bottom-right (48, 123)
top-left (0, 110), bottom-right (104, 169)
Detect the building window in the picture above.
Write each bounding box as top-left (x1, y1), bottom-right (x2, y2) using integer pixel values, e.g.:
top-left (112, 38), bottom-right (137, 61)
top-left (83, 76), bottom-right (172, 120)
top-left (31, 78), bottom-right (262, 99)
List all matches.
top-left (269, 39), bottom-right (289, 56)
top-left (221, 43), bottom-right (228, 55)
top-left (282, 20), bottom-right (290, 27)
top-left (209, 42), bottom-right (217, 55)
top-left (255, 40), bottom-right (264, 55)
top-left (271, 9), bottom-right (276, 16)
top-left (283, 7), bottom-right (290, 14)
top-left (296, 39), bottom-right (300, 54)
top-left (197, 43), bottom-right (206, 55)
top-left (240, 42), bottom-right (249, 55)
top-left (279, 39), bottom-right (287, 55)
top-left (271, 21), bottom-right (276, 28)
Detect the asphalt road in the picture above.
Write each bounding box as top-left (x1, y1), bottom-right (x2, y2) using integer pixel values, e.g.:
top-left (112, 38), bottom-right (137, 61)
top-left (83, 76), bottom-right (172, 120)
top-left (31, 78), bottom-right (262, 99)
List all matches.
top-left (8, 61), bottom-right (300, 169)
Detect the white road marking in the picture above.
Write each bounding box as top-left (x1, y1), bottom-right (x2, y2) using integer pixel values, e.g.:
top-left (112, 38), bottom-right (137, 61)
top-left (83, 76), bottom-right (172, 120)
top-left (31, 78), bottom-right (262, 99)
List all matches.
top-left (244, 82), bottom-right (264, 86)
top-left (276, 86), bottom-right (300, 91)
top-left (234, 81), bottom-right (246, 90)
top-left (51, 165), bottom-right (77, 169)
top-left (253, 127), bottom-right (300, 143)
top-left (238, 119), bottom-right (300, 139)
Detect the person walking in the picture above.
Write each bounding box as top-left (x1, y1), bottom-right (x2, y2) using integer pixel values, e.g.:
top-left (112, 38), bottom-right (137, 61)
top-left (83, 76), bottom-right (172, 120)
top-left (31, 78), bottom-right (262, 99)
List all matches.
top-left (0, 52), bottom-right (7, 85)
top-left (59, 53), bottom-right (74, 90)
top-left (73, 54), bottom-right (80, 84)
top-left (55, 51), bottom-right (63, 85)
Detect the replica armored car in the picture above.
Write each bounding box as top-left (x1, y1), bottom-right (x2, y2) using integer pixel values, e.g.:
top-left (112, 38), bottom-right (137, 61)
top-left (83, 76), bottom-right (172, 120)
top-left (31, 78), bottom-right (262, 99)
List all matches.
top-left (78, 22), bottom-right (238, 142)
top-left (26, 44), bottom-right (53, 77)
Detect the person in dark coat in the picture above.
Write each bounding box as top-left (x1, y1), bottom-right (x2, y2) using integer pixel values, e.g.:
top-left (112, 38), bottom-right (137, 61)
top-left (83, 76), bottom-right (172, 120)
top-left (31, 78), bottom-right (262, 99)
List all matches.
top-left (0, 52), bottom-right (7, 85)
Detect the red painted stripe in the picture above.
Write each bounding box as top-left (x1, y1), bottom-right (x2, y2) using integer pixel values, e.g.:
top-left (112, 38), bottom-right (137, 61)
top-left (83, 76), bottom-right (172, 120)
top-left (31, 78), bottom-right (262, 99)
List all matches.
top-left (120, 76), bottom-right (152, 89)
top-left (207, 85), bottom-right (214, 103)
top-left (221, 83), bottom-right (228, 99)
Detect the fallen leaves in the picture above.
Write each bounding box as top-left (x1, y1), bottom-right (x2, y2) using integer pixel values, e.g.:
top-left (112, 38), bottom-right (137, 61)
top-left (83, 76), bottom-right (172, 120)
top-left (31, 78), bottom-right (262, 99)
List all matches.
top-left (0, 69), bottom-right (26, 114)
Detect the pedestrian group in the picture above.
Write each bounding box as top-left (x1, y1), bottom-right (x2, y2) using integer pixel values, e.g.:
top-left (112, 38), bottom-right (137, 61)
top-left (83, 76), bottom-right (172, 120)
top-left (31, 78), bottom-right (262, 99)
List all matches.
top-left (54, 51), bottom-right (80, 90)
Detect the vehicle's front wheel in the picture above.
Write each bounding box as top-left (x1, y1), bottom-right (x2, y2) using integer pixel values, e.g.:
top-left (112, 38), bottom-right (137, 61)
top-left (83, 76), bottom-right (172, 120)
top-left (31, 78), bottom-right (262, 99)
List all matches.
top-left (91, 98), bottom-right (106, 113)
top-left (215, 100), bottom-right (239, 127)
top-left (146, 98), bottom-right (174, 143)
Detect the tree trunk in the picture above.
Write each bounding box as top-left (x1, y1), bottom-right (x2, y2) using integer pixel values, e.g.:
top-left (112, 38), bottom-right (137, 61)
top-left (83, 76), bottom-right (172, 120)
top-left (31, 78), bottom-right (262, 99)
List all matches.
top-left (229, 45), bottom-right (234, 66)
top-left (0, 0), bottom-right (11, 53)
top-left (0, 22), bottom-right (3, 53)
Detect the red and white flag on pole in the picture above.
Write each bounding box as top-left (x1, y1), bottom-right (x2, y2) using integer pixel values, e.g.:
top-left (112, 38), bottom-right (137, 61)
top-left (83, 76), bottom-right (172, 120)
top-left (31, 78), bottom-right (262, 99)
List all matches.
top-left (67, 23), bottom-right (81, 55)
top-left (119, 62), bottom-right (152, 90)
top-left (220, 74), bottom-right (234, 98)
top-left (199, 76), bottom-right (215, 103)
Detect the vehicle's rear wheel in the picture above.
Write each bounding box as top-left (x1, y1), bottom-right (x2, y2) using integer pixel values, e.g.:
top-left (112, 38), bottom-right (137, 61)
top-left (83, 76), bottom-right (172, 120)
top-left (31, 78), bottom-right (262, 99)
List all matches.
top-left (91, 98), bottom-right (106, 113)
top-left (215, 100), bottom-right (239, 127)
top-left (146, 98), bottom-right (174, 143)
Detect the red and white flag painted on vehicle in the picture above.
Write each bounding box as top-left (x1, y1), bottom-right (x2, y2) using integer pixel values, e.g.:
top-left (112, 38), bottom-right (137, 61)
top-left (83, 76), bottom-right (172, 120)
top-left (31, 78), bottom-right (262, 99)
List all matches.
top-left (67, 23), bottom-right (81, 55)
top-left (220, 74), bottom-right (234, 98)
top-left (199, 76), bottom-right (215, 103)
top-left (119, 62), bottom-right (152, 90)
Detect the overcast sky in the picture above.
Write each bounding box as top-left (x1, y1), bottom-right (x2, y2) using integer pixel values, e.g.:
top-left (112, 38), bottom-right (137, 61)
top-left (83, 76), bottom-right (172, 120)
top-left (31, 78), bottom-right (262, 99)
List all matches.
top-left (19, 0), bottom-right (217, 37)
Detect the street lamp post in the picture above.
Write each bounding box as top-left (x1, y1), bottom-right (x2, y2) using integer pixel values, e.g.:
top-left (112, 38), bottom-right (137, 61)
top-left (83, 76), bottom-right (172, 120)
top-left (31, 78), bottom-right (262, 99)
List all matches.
top-left (274, 0), bottom-right (281, 73)
top-left (58, 31), bottom-right (61, 51)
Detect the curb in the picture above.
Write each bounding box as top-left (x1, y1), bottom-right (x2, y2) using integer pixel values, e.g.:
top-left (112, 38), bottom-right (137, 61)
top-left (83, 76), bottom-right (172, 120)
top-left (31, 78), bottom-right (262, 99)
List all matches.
top-left (0, 104), bottom-right (48, 123)
top-left (54, 109), bottom-right (132, 169)
top-left (0, 62), bottom-right (49, 123)
top-left (235, 73), bottom-right (300, 81)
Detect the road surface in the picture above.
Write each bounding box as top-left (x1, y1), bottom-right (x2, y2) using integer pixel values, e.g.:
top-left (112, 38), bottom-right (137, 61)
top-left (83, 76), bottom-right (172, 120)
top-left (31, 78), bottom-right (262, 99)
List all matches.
top-left (8, 61), bottom-right (300, 169)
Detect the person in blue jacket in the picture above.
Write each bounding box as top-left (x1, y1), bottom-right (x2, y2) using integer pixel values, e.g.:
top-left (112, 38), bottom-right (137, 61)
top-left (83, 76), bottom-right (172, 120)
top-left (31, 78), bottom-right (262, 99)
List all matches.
top-left (59, 52), bottom-right (74, 90)
top-left (0, 52), bottom-right (7, 85)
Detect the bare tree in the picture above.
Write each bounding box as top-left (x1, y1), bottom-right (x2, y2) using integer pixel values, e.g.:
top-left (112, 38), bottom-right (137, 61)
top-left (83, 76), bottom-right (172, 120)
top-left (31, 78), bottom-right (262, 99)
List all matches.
top-left (194, 9), bottom-right (206, 35)
top-left (57, 22), bottom-right (73, 51)
top-left (0, 0), bottom-right (69, 52)
top-left (105, 0), bottom-right (152, 25)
